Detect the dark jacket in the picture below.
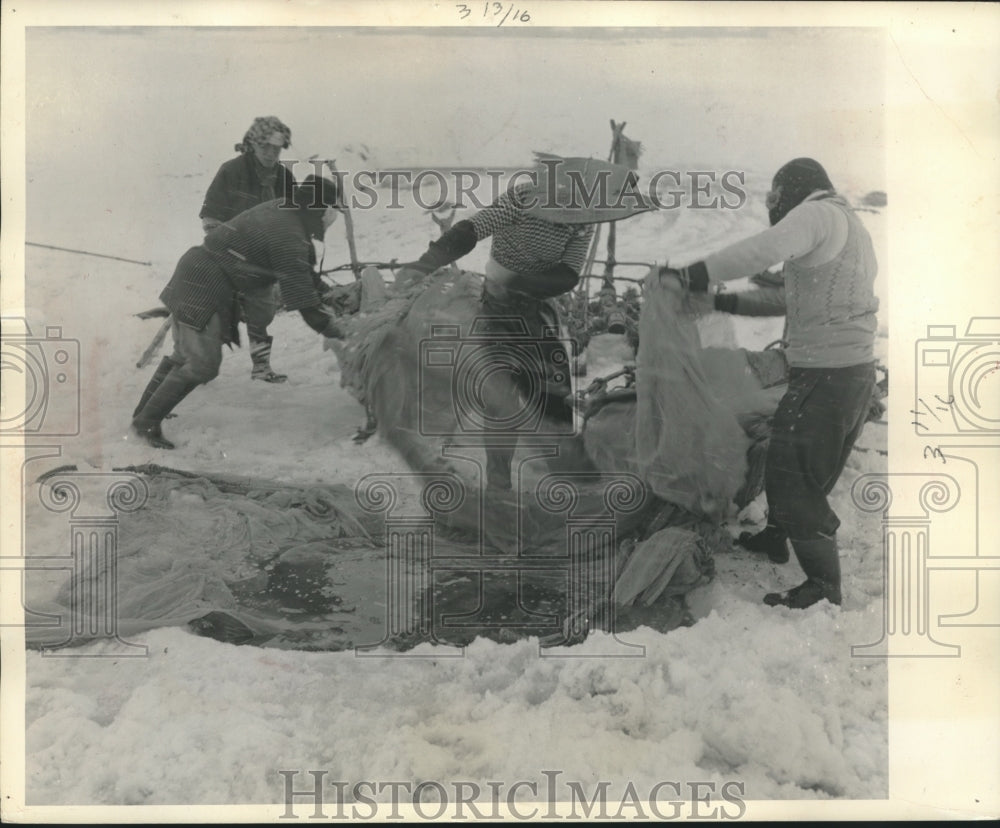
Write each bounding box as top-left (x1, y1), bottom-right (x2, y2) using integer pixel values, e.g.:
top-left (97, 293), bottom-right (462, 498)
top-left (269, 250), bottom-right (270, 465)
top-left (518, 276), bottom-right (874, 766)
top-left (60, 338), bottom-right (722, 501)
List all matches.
top-left (199, 154), bottom-right (296, 224)
top-left (161, 200), bottom-right (322, 342)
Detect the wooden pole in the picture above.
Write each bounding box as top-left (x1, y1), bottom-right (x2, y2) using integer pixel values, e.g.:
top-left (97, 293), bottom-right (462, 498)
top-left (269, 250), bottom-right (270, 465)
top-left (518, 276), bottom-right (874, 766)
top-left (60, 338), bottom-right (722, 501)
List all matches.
top-left (602, 119), bottom-right (628, 297)
top-left (327, 159), bottom-right (363, 281)
top-left (430, 206), bottom-right (460, 273)
top-left (136, 316), bottom-right (172, 368)
top-left (577, 119), bottom-right (630, 332)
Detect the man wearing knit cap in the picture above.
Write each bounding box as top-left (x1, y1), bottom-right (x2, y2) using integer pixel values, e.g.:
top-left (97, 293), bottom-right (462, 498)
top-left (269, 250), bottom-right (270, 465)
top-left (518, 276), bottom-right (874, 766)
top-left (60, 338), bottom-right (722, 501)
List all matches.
top-left (661, 157), bottom-right (879, 610)
top-left (131, 175), bottom-right (345, 450)
top-left (200, 116), bottom-right (296, 383)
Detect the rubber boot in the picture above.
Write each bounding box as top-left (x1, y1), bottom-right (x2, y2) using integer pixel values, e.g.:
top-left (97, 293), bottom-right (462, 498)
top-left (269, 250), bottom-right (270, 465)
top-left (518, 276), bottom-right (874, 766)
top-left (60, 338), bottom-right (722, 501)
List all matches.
top-left (764, 535), bottom-right (842, 609)
top-left (130, 370), bottom-right (200, 450)
top-left (737, 524), bottom-right (790, 564)
top-left (132, 356), bottom-right (177, 419)
top-left (249, 334), bottom-right (288, 383)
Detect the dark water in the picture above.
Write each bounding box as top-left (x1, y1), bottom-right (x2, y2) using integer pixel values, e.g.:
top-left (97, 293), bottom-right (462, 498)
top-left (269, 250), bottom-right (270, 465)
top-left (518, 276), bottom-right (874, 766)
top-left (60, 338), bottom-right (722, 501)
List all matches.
top-left (190, 539), bottom-right (693, 652)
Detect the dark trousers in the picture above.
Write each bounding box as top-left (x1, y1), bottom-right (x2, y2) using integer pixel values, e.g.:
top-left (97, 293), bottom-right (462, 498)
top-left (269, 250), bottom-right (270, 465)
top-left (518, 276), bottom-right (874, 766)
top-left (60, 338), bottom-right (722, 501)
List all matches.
top-left (765, 362), bottom-right (874, 540)
top-left (479, 287), bottom-right (575, 489)
top-left (166, 314), bottom-right (224, 384)
top-left (240, 284), bottom-right (279, 340)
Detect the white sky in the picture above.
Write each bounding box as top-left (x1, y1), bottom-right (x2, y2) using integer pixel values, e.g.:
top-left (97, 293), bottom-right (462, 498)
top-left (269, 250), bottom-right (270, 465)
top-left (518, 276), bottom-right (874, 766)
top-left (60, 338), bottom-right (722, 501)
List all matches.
top-left (26, 26), bottom-right (885, 190)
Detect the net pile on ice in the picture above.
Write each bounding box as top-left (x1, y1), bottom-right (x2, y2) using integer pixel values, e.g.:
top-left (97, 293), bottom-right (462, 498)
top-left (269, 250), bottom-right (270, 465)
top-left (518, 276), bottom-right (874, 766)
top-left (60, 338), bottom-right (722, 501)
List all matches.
top-left (24, 462), bottom-right (700, 652)
top-left (25, 467), bottom-right (389, 651)
top-left (25, 269), bottom-right (789, 652)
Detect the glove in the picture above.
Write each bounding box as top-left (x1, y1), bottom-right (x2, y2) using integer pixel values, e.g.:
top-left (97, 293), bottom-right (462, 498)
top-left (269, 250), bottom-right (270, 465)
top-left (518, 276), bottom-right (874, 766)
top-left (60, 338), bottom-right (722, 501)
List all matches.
top-left (397, 220), bottom-right (479, 288)
top-left (321, 318), bottom-right (345, 340)
top-left (750, 269), bottom-right (784, 288)
top-left (321, 323), bottom-right (343, 352)
top-left (654, 266), bottom-right (685, 292)
top-left (658, 261), bottom-right (710, 292)
top-left (421, 220), bottom-right (477, 268)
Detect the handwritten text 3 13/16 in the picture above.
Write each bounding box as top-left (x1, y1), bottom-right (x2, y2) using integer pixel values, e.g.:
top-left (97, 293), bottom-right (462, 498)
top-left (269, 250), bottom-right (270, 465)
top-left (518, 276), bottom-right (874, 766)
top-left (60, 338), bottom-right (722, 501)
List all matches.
top-left (456, 3), bottom-right (531, 26)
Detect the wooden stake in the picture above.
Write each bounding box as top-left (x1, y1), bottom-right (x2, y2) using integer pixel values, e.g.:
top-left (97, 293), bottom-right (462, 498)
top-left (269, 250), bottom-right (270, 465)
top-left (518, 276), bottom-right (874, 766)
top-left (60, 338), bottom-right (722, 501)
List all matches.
top-left (430, 206), bottom-right (461, 273)
top-left (602, 119), bottom-right (628, 296)
top-left (327, 159), bottom-right (363, 281)
top-left (136, 316), bottom-right (172, 369)
top-left (577, 119), bottom-right (628, 332)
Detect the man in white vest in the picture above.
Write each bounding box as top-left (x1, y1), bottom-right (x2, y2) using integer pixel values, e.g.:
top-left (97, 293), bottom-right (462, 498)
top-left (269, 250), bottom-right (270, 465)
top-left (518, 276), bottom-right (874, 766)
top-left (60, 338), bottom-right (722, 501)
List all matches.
top-left (663, 157), bottom-right (879, 610)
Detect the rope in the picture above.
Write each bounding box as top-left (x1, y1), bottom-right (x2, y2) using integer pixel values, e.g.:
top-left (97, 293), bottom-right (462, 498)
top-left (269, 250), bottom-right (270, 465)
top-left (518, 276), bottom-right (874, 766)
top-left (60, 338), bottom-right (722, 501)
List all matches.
top-left (319, 260), bottom-right (399, 276)
top-left (27, 242), bottom-right (152, 267)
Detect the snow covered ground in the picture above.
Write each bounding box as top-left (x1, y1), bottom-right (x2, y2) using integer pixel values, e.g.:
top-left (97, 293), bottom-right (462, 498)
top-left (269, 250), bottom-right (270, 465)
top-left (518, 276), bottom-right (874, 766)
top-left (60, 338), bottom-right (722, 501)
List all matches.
top-left (16, 157), bottom-right (890, 806)
top-left (3, 21), bottom-right (918, 817)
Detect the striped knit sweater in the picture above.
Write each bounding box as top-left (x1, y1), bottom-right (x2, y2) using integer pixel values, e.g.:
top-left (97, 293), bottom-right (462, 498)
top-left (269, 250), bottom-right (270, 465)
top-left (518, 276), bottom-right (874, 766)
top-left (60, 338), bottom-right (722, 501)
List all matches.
top-left (471, 183), bottom-right (594, 279)
top-left (161, 200), bottom-right (321, 333)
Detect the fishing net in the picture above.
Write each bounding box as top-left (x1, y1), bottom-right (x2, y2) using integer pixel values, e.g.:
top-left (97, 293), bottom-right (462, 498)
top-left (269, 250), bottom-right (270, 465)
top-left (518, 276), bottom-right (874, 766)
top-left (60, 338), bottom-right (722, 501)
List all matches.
top-left (23, 462), bottom-right (700, 652)
top-left (583, 277), bottom-right (786, 518)
top-left (24, 468), bottom-right (389, 651)
top-left (24, 269), bottom-right (788, 652)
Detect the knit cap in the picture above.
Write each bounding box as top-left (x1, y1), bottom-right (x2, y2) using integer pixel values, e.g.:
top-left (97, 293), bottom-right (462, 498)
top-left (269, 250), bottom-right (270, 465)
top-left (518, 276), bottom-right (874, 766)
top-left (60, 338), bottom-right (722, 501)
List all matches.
top-left (235, 116), bottom-right (291, 153)
top-left (767, 157), bottom-right (834, 225)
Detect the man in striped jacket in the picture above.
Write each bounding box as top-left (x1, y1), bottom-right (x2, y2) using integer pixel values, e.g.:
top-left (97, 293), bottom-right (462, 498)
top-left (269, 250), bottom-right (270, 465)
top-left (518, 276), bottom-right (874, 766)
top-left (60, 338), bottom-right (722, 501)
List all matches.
top-left (395, 156), bottom-right (649, 491)
top-left (664, 157), bottom-right (879, 610)
top-left (131, 175), bottom-right (345, 450)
